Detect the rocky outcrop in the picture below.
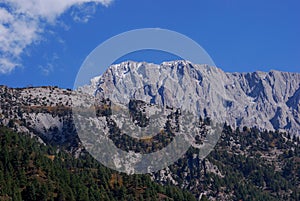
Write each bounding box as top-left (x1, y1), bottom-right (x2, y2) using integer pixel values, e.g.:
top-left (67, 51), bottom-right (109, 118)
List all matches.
top-left (90, 61), bottom-right (300, 135)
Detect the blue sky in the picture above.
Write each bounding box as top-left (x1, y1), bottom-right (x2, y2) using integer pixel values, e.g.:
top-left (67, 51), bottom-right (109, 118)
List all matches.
top-left (0, 0), bottom-right (299, 89)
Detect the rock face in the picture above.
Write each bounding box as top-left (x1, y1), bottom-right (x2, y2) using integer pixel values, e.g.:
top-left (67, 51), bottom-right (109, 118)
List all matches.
top-left (0, 86), bottom-right (78, 147)
top-left (88, 60), bottom-right (300, 135)
top-left (0, 62), bottom-right (299, 200)
top-left (0, 60), bottom-right (299, 144)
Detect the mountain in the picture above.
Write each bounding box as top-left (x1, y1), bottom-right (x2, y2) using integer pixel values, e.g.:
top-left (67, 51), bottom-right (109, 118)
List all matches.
top-left (1, 60), bottom-right (298, 146)
top-left (88, 60), bottom-right (300, 135)
top-left (0, 61), bottom-right (300, 200)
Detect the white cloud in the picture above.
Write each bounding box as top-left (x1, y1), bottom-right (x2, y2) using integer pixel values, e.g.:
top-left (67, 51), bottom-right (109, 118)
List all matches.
top-left (0, 0), bottom-right (112, 73)
top-left (39, 52), bottom-right (59, 75)
top-left (0, 58), bottom-right (19, 74)
top-left (39, 63), bottom-right (54, 75)
top-left (71, 3), bottom-right (98, 23)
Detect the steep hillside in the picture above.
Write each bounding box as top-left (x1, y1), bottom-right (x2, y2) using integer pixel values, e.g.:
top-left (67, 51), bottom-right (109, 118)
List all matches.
top-left (0, 126), bottom-right (196, 201)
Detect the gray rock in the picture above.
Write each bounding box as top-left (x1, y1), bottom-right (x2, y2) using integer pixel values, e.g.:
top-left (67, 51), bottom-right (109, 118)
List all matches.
top-left (89, 60), bottom-right (300, 135)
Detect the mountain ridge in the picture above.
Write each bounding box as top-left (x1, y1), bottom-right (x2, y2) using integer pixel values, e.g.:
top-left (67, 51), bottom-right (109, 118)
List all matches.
top-left (87, 60), bottom-right (300, 135)
top-left (0, 62), bottom-right (300, 200)
top-left (1, 60), bottom-right (299, 136)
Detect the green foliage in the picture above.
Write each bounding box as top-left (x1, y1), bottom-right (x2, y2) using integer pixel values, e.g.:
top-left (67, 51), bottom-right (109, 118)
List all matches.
top-left (0, 126), bottom-right (196, 201)
top-left (160, 125), bottom-right (300, 200)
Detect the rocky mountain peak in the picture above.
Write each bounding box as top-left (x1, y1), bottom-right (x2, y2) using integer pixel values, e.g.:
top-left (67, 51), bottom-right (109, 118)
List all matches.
top-left (92, 60), bottom-right (300, 135)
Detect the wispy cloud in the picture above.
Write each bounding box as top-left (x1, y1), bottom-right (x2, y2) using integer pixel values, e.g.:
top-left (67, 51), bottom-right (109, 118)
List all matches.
top-left (39, 63), bottom-right (54, 76)
top-left (71, 3), bottom-right (99, 23)
top-left (39, 52), bottom-right (59, 76)
top-left (0, 0), bottom-right (113, 74)
top-left (0, 58), bottom-right (18, 74)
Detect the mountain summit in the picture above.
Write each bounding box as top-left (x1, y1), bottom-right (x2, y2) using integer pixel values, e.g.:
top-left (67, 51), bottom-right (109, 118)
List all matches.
top-left (86, 60), bottom-right (300, 135)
